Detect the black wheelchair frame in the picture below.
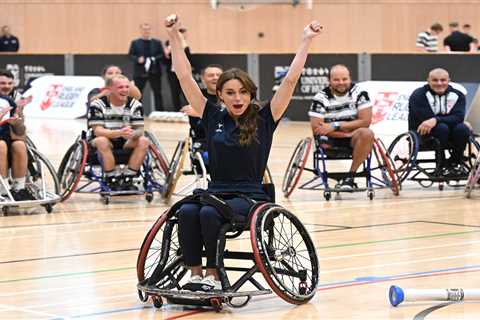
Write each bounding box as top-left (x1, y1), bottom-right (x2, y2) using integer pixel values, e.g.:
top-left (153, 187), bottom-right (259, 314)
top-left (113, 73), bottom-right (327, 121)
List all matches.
top-left (136, 189), bottom-right (319, 311)
top-left (388, 131), bottom-right (480, 190)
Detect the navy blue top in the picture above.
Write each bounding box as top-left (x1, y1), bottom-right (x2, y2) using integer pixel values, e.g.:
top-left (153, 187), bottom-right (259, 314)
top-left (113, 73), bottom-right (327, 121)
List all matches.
top-left (202, 100), bottom-right (278, 199)
top-left (408, 84), bottom-right (465, 131)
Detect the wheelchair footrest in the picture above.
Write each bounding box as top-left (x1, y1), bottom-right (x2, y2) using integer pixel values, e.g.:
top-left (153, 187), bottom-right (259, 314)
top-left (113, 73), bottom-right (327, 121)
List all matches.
top-left (138, 283), bottom-right (271, 302)
top-left (100, 190), bottom-right (145, 196)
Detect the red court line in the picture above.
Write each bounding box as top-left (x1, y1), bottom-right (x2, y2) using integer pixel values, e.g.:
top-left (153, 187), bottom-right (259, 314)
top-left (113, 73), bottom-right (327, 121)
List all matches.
top-left (162, 268), bottom-right (480, 320)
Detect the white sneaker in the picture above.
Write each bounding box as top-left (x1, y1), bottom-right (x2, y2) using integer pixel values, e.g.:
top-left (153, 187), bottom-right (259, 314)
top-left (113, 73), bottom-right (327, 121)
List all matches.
top-left (181, 275), bottom-right (203, 291)
top-left (199, 275), bottom-right (222, 292)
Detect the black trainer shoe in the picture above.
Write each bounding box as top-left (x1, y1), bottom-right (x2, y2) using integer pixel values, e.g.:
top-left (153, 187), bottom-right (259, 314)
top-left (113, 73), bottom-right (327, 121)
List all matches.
top-left (11, 188), bottom-right (36, 201)
top-left (121, 175), bottom-right (138, 191)
top-left (105, 176), bottom-right (122, 192)
top-left (335, 177), bottom-right (358, 191)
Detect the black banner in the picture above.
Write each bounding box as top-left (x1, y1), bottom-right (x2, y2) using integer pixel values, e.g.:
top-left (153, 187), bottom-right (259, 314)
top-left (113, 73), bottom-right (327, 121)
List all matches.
top-left (0, 54), bottom-right (65, 91)
top-left (259, 54), bottom-right (358, 121)
top-left (372, 54), bottom-right (480, 82)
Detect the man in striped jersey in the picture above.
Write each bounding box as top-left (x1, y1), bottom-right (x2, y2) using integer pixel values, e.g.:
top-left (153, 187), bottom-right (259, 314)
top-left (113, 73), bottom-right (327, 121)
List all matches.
top-left (416, 23), bottom-right (443, 53)
top-left (408, 68), bottom-right (470, 176)
top-left (88, 74), bottom-right (150, 190)
top-left (309, 64), bottom-right (374, 190)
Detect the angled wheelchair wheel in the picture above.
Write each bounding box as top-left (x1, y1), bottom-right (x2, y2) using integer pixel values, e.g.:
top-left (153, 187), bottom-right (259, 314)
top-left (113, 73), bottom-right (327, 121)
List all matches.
top-left (387, 131), bottom-right (419, 183)
top-left (250, 204), bottom-right (319, 304)
top-left (146, 145), bottom-right (169, 185)
top-left (27, 147), bottom-right (61, 201)
top-left (163, 138), bottom-right (189, 200)
top-left (373, 138), bottom-right (400, 195)
top-left (282, 138), bottom-right (312, 198)
top-left (145, 131), bottom-right (169, 171)
top-left (136, 210), bottom-right (183, 289)
top-left (57, 140), bottom-right (88, 201)
top-left (465, 153), bottom-right (480, 198)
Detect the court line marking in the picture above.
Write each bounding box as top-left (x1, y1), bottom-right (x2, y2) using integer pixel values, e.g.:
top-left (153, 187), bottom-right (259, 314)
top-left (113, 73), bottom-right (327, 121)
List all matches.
top-left (2, 221), bottom-right (479, 265)
top-left (0, 303), bottom-right (68, 319)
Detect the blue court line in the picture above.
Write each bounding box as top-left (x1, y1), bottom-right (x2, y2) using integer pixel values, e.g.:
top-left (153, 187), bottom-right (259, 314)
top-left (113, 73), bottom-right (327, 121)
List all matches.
top-left (49, 264), bottom-right (480, 320)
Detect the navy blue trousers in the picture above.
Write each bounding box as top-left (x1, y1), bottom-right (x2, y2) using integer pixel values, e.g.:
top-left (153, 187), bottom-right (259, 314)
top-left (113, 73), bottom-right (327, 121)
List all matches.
top-left (178, 197), bottom-right (252, 268)
top-left (428, 122), bottom-right (470, 163)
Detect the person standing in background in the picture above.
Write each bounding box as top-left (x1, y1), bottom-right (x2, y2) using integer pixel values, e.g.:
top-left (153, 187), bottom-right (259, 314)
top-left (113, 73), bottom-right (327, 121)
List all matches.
top-left (0, 25), bottom-right (20, 52)
top-left (164, 28), bottom-right (191, 111)
top-left (443, 22), bottom-right (475, 52)
top-left (416, 23), bottom-right (443, 53)
top-left (128, 23), bottom-right (165, 111)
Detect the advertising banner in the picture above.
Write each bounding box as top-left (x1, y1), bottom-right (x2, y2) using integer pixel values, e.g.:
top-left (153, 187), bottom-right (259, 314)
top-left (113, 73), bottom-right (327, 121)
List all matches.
top-left (23, 76), bottom-right (104, 119)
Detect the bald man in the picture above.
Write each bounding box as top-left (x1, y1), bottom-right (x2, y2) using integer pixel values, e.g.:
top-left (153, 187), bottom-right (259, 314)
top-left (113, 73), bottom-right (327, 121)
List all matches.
top-left (309, 64), bottom-right (374, 190)
top-left (408, 68), bottom-right (470, 176)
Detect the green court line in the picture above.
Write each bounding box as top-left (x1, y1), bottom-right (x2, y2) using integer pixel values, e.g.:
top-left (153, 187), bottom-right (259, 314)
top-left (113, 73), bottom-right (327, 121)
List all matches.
top-left (0, 266), bottom-right (134, 284)
top-left (2, 229), bottom-right (480, 285)
top-left (317, 229), bottom-right (480, 249)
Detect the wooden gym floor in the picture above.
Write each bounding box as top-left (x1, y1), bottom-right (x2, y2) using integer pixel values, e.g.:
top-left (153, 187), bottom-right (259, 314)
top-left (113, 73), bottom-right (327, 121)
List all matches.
top-left (0, 118), bottom-right (479, 320)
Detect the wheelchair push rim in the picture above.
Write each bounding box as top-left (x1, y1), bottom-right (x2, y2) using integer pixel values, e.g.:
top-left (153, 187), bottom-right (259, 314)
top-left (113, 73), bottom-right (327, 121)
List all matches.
top-left (387, 131), bottom-right (419, 183)
top-left (136, 209), bottom-right (182, 290)
top-left (373, 138), bottom-right (400, 195)
top-left (250, 204), bottom-right (319, 304)
top-left (282, 137), bottom-right (312, 198)
top-left (57, 139), bottom-right (88, 202)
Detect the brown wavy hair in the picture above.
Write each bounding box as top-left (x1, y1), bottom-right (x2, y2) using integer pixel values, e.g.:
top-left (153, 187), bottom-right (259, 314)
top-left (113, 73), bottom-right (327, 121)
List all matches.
top-left (216, 68), bottom-right (260, 146)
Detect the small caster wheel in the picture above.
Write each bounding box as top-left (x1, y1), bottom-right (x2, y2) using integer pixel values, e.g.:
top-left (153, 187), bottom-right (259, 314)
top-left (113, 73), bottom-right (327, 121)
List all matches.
top-left (145, 192), bottom-right (154, 203)
top-left (103, 195), bottom-right (110, 205)
top-left (299, 281), bottom-right (307, 295)
top-left (323, 191), bottom-right (331, 201)
top-left (438, 183), bottom-right (444, 191)
top-left (368, 191), bottom-right (374, 200)
top-left (138, 289), bottom-right (148, 302)
top-left (152, 296), bottom-right (163, 309)
top-left (210, 297), bottom-right (223, 312)
top-left (44, 204), bottom-right (53, 213)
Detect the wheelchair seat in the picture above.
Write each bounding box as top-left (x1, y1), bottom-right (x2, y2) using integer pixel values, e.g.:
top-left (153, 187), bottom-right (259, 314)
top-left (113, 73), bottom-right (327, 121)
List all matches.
top-left (87, 143), bottom-right (133, 166)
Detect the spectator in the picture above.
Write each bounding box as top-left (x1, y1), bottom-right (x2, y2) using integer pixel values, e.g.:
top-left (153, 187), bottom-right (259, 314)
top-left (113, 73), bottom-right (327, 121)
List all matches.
top-left (0, 25), bottom-right (20, 52)
top-left (443, 22), bottom-right (475, 52)
top-left (128, 23), bottom-right (165, 111)
top-left (416, 23), bottom-right (443, 53)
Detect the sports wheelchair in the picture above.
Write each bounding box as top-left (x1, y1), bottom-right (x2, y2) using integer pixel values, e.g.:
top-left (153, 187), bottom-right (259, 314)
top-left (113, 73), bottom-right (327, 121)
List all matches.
top-left (174, 130), bottom-right (209, 197)
top-left (57, 130), bottom-right (188, 204)
top-left (388, 131), bottom-right (479, 190)
top-left (465, 144), bottom-right (480, 198)
top-left (136, 187), bottom-right (319, 311)
top-left (282, 136), bottom-right (399, 201)
top-left (1, 137), bottom-right (61, 214)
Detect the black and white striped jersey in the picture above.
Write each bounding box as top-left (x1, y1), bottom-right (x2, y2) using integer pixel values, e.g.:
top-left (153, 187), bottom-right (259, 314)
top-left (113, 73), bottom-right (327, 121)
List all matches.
top-left (308, 84), bottom-right (372, 123)
top-left (88, 96), bottom-right (144, 130)
top-left (416, 31), bottom-right (439, 52)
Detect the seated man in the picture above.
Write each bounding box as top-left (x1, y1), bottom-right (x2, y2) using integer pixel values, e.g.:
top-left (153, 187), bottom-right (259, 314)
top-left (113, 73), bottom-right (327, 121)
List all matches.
top-left (88, 74), bottom-right (150, 190)
top-left (0, 95), bottom-right (34, 200)
top-left (309, 64), bottom-right (374, 190)
top-left (408, 68), bottom-right (470, 176)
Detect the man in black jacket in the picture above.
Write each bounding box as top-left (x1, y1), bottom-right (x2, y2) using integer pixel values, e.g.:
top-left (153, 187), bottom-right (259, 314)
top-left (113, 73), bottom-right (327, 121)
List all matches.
top-left (408, 68), bottom-right (470, 176)
top-left (128, 23), bottom-right (165, 111)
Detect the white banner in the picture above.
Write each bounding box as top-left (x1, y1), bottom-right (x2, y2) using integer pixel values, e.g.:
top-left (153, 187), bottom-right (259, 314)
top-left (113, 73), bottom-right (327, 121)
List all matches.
top-left (358, 81), bottom-right (466, 138)
top-left (23, 76), bottom-right (104, 119)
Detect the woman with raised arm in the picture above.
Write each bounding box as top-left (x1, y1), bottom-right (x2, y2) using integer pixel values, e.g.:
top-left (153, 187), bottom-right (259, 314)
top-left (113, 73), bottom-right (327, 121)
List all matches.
top-left (165, 14), bottom-right (322, 292)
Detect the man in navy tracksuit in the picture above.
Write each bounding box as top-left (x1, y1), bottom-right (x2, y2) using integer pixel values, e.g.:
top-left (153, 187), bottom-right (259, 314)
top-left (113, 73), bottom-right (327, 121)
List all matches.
top-left (408, 68), bottom-right (470, 176)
